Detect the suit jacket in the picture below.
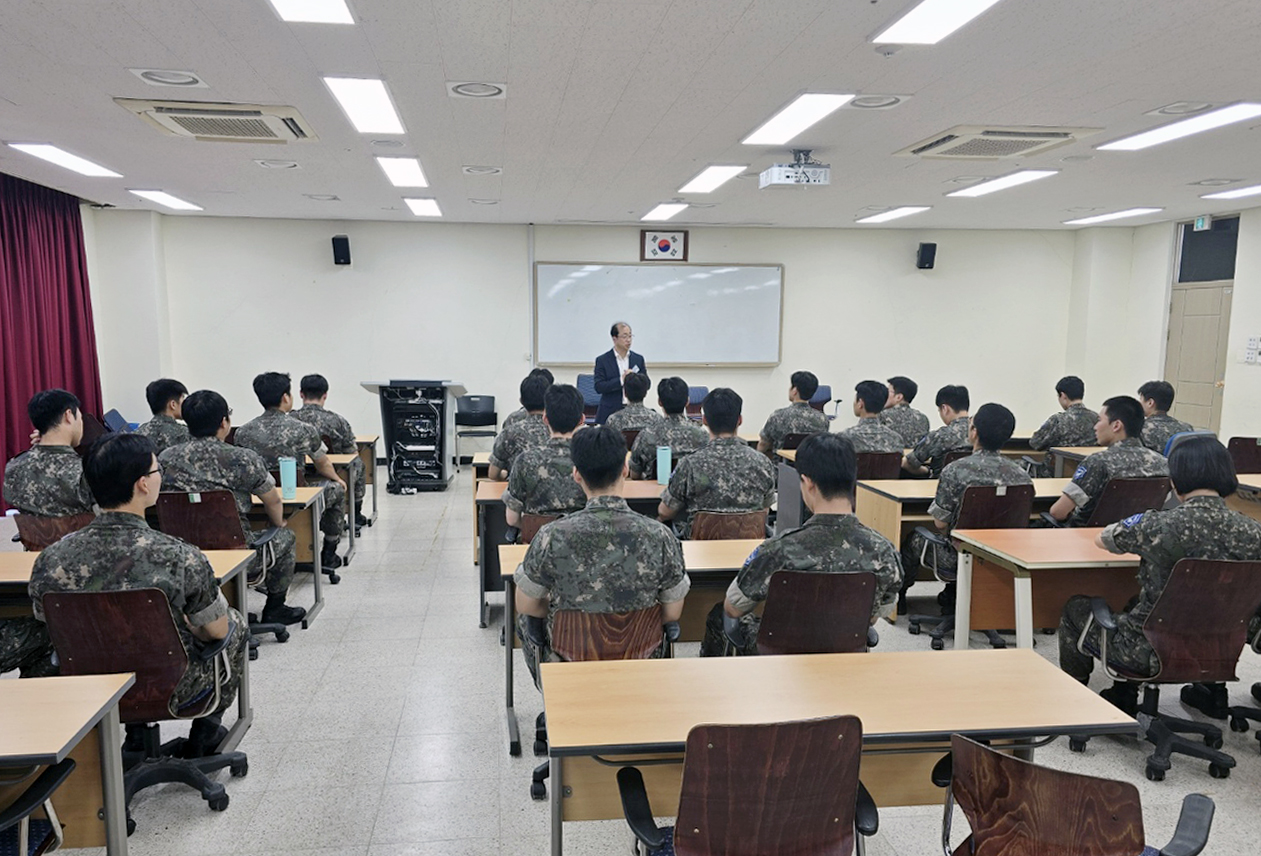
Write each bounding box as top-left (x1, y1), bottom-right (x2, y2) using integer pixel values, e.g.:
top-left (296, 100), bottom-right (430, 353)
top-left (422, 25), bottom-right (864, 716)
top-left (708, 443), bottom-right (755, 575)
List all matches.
top-left (593, 348), bottom-right (648, 424)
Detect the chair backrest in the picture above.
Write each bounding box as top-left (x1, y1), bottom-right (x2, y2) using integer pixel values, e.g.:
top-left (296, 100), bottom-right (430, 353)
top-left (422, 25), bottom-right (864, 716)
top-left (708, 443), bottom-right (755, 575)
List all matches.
top-left (949, 734), bottom-right (1145, 856)
top-left (690, 510), bottom-right (768, 540)
top-left (456, 395), bottom-right (497, 427)
top-left (673, 715), bottom-right (863, 856)
top-left (954, 484), bottom-right (1036, 530)
top-left (156, 491), bottom-right (247, 549)
top-left (1142, 559), bottom-right (1261, 683)
top-left (808, 385), bottom-right (831, 412)
top-left (103, 408), bottom-right (132, 433)
top-left (1165, 429), bottom-right (1215, 457)
top-left (781, 432), bottom-right (810, 451)
top-left (225, 427), bottom-right (238, 445)
top-left (518, 513), bottom-right (560, 544)
top-left (551, 604), bottom-right (665, 662)
top-left (1085, 477), bottom-right (1171, 527)
top-left (42, 588), bottom-right (191, 723)
top-left (622, 429), bottom-right (641, 451)
top-left (1227, 437), bottom-right (1261, 474)
top-left (269, 468), bottom-right (308, 487)
top-left (757, 571), bottom-right (876, 655)
top-left (943, 447), bottom-right (972, 466)
top-left (855, 451), bottom-right (903, 480)
top-left (13, 512), bottom-right (95, 551)
top-left (576, 374), bottom-right (601, 423)
top-left (687, 386), bottom-right (708, 418)
top-left (73, 412), bottom-right (110, 457)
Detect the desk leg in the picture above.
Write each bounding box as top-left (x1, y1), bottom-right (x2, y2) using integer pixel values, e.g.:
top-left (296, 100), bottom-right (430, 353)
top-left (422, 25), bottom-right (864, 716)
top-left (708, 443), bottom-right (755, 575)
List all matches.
top-left (477, 504), bottom-right (488, 628)
top-left (505, 575), bottom-right (520, 756)
top-left (303, 494), bottom-right (325, 628)
top-left (222, 568), bottom-right (253, 753)
top-left (550, 755), bottom-right (564, 856)
top-left (368, 443), bottom-right (379, 524)
top-left (1014, 576), bottom-right (1034, 649)
top-left (954, 552), bottom-right (973, 650)
top-left (343, 465), bottom-right (357, 567)
top-left (97, 705), bottom-right (128, 856)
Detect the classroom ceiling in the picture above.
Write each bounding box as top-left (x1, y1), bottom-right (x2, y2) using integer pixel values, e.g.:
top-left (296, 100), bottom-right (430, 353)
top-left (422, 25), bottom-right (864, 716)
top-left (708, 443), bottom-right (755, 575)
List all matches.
top-left (1, 0), bottom-right (1260, 230)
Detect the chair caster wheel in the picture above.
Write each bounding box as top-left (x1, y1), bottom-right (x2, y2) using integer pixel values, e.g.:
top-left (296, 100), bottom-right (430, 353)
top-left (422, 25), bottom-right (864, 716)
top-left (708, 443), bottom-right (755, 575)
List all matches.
top-left (534, 740), bottom-right (548, 757)
top-left (930, 637), bottom-right (944, 651)
top-left (530, 782), bottom-right (546, 801)
top-left (509, 739), bottom-right (521, 757)
top-left (1205, 734), bottom-right (1223, 750)
top-left (126, 816), bottom-right (136, 836)
top-left (907, 623), bottom-right (921, 636)
top-left (325, 572), bottom-right (341, 584)
top-left (1145, 766), bottom-right (1165, 782)
top-left (1209, 763), bottom-right (1231, 779)
top-left (1069, 737), bottom-right (1087, 753)
top-left (275, 628), bottom-right (290, 643)
top-left (1230, 717), bottom-right (1249, 733)
top-left (231, 760), bottom-right (248, 778)
top-left (208, 795), bottom-right (230, 811)
top-left (248, 646), bottom-right (259, 661)
top-left (989, 637), bottom-right (1006, 650)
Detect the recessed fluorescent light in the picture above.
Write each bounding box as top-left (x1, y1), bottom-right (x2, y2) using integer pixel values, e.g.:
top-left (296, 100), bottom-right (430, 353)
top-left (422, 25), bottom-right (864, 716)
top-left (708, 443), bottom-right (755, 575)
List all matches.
top-left (267, 0), bottom-right (353, 24)
top-left (376, 156), bottom-right (428, 188)
top-left (641, 203), bottom-right (688, 221)
top-left (1062, 208), bottom-right (1163, 226)
top-left (873, 0), bottom-right (1005, 45)
top-left (742, 94), bottom-right (854, 146)
top-left (947, 169), bottom-right (1058, 197)
top-left (7, 143), bottom-right (121, 177)
top-left (404, 197), bottom-right (442, 217)
top-left (323, 77), bottom-right (404, 134)
top-left (678, 165), bottom-right (747, 194)
top-left (856, 206), bottom-right (931, 224)
top-left (1098, 103), bottom-right (1261, 152)
top-left (1202, 184), bottom-right (1261, 200)
top-left (128, 190), bottom-right (202, 211)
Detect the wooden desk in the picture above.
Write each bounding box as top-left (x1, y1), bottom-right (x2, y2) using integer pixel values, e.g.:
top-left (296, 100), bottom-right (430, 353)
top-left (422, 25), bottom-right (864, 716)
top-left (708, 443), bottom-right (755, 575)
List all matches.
top-left (540, 649), bottom-right (1136, 856)
top-left (0, 674), bottom-right (135, 853)
top-left (951, 528), bottom-right (1139, 649)
top-left (471, 452), bottom-right (491, 565)
top-left (355, 434), bottom-right (379, 525)
top-left (307, 453), bottom-right (361, 565)
top-left (1047, 445), bottom-right (1100, 477)
top-left (251, 486), bottom-right (326, 626)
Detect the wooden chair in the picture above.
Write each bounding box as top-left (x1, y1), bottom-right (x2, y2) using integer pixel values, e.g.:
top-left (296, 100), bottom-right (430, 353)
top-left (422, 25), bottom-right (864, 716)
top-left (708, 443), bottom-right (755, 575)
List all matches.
top-left (13, 511), bottom-right (95, 551)
top-left (942, 447), bottom-right (972, 467)
top-left (73, 412), bottom-right (109, 457)
top-left (1043, 476), bottom-right (1171, 528)
top-left (617, 715), bottom-right (878, 856)
top-left (756, 571), bottom-right (876, 655)
top-left (690, 510), bottom-right (768, 540)
top-left (855, 451), bottom-right (902, 480)
top-left (268, 467), bottom-right (308, 488)
top-left (622, 429), bottom-right (641, 451)
top-left (225, 427), bottom-right (238, 445)
top-left (781, 432), bottom-right (810, 451)
top-left (933, 734), bottom-right (1214, 856)
top-left (0, 758), bottom-right (76, 856)
top-left (1072, 559), bottom-right (1261, 780)
top-left (517, 513), bottom-right (560, 544)
top-left (1227, 437), bottom-right (1261, 474)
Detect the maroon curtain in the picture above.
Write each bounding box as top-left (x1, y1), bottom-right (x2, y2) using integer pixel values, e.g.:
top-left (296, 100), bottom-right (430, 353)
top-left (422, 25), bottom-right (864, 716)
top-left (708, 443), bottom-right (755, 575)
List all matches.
top-left (1, 172), bottom-right (103, 510)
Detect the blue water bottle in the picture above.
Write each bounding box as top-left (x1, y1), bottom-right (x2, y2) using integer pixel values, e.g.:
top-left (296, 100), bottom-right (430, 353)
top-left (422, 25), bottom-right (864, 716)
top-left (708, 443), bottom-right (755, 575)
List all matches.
top-left (656, 446), bottom-right (671, 485)
top-left (278, 456), bottom-right (297, 500)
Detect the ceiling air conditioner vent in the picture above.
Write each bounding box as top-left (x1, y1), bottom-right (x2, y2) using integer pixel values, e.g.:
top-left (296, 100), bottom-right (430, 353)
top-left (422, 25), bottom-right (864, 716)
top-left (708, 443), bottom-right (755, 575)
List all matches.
top-left (895, 125), bottom-right (1099, 159)
top-left (114, 98), bottom-right (318, 143)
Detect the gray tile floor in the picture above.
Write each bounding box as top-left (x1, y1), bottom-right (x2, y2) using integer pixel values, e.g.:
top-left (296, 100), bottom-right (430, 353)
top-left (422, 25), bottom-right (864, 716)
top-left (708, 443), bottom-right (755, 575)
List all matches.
top-left (8, 468), bottom-right (1261, 854)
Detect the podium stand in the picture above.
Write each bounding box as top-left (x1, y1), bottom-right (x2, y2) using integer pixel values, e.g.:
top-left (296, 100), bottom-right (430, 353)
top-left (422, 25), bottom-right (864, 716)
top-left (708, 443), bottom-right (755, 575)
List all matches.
top-left (361, 380), bottom-right (466, 492)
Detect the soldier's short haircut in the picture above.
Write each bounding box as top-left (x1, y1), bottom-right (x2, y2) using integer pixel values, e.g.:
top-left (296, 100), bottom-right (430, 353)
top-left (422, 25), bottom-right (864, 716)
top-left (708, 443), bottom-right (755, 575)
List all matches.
top-left (145, 379), bottom-right (188, 415)
top-left (887, 376), bottom-right (918, 404)
top-left (28, 389), bottom-right (81, 434)
top-left (183, 390), bottom-right (231, 437)
top-left (971, 403), bottom-right (1016, 452)
top-left (85, 433), bottom-right (157, 509)
top-left (1055, 375), bottom-right (1085, 401)
top-left (854, 380), bottom-right (887, 414)
top-left (935, 385), bottom-right (970, 412)
top-left (1169, 436), bottom-right (1238, 497)
top-left (529, 367), bottom-right (555, 384)
top-left (657, 377), bottom-right (689, 415)
top-left (790, 371), bottom-right (819, 401)
top-left (1137, 380), bottom-right (1176, 412)
top-left (702, 388), bottom-right (742, 434)
top-left (623, 372), bottom-right (651, 403)
top-left (795, 432), bottom-right (857, 500)
top-left (571, 425), bottom-right (625, 489)
top-left (253, 372), bottom-right (292, 409)
top-left (1100, 396), bottom-right (1145, 439)
top-left (300, 374), bottom-right (330, 399)
top-left (545, 384), bottom-right (584, 434)
top-left (520, 373), bottom-right (552, 411)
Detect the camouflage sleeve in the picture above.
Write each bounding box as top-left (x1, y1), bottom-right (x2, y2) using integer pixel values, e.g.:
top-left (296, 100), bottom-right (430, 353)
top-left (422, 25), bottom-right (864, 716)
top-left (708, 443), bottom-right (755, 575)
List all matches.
top-left (77, 472), bottom-right (96, 511)
top-left (729, 540), bottom-right (777, 613)
top-left (1063, 456), bottom-right (1106, 508)
top-left (758, 412), bottom-right (778, 446)
top-left (27, 554), bottom-right (51, 621)
top-left (241, 449), bottom-right (277, 498)
top-left (657, 533), bottom-right (689, 603)
top-left (928, 471), bottom-right (958, 523)
top-left (504, 463), bottom-right (526, 514)
top-left (515, 527), bottom-right (554, 600)
top-left (489, 431), bottom-right (513, 471)
top-left (1100, 510), bottom-right (1164, 561)
top-left (662, 459), bottom-right (689, 512)
top-left (333, 414), bottom-right (357, 452)
top-left (1029, 415), bottom-right (1057, 450)
top-left (758, 456), bottom-right (776, 508)
top-left (302, 424), bottom-right (327, 461)
top-left (907, 429), bottom-right (937, 468)
top-left (182, 548), bottom-right (228, 627)
top-left (871, 538), bottom-right (905, 619)
top-left (627, 431), bottom-right (650, 477)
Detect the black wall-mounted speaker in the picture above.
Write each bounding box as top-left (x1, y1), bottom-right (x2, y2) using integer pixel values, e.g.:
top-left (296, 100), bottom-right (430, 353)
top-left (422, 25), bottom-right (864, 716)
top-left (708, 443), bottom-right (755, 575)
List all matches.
top-left (916, 242), bottom-right (936, 270)
top-left (332, 234), bottom-right (351, 265)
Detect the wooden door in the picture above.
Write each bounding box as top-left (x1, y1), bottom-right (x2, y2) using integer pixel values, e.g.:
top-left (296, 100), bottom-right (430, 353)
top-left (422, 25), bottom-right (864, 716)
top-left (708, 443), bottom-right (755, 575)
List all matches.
top-left (1164, 282), bottom-right (1232, 432)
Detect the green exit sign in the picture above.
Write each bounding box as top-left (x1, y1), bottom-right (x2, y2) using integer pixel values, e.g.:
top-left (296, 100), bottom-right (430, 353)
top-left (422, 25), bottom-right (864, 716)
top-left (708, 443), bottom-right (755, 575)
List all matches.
top-left (1194, 215), bottom-right (1211, 231)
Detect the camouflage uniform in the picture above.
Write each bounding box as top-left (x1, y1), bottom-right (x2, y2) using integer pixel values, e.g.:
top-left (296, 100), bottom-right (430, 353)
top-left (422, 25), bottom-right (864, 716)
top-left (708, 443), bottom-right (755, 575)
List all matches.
top-left (1029, 403), bottom-right (1099, 476)
top-left (604, 402), bottom-right (663, 434)
top-left (515, 495), bottom-right (689, 685)
top-left (1141, 413), bottom-right (1194, 455)
top-left (1062, 438), bottom-right (1169, 526)
top-left (662, 436), bottom-right (776, 539)
top-left (502, 407), bottom-right (529, 429)
top-left (29, 512), bottom-right (247, 713)
top-left (1059, 496), bottom-right (1261, 682)
top-left (502, 437), bottom-right (587, 517)
top-left (878, 403), bottom-right (931, 447)
top-left (906, 416), bottom-right (971, 477)
top-left (291, 403), bottom-right (366, 504)
top-left (133, 415), bottom-right (191, 454)
top-left (159, 437), bottom-right (297, 595)
top-left (3, 445), bottom-right (94, 516)
top-left (628, 414), bottom-right (709, 480)
top-left (759, 402), bottom-right (829, 452)
top-left (700, 513), bottom-right (903, 656)
top-left (489, 412), bottom-right (549, 474)
top-left (235, 409), bottom-right (345, 542)
top-left (839, 418), bottom-right (905, 453)
top-left (0, 618), bottom-right (57, 677)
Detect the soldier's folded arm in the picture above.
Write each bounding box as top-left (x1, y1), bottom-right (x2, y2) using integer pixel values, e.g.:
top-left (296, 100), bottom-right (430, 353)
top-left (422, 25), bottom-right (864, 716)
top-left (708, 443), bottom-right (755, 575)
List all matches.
top-left (513, 573), bottom-right (550, 618)
top-left (259, 487), bottom-right (289, 528)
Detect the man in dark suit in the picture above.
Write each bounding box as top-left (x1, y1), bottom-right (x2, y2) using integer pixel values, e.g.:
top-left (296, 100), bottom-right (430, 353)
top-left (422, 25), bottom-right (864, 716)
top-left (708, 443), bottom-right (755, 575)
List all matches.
top-left (593, 321), bottom-right (648, 424)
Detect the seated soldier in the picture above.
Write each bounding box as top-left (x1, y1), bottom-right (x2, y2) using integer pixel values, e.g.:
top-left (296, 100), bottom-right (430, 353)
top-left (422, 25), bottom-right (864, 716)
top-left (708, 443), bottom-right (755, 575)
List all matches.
top-left (900, 403), bottom-right (1032, 613)
top-left (134, 378), bottom-right (191, 453)
top-left (628, 377), bottom-right (709, 480)
top-left (291, 373), bottom-right (368, 528)
top-left (235, 372), bottom-right (346, 570)
top-left (903, 385), bottom-right (971, 477)
top-left (757, 370), bottom-right (830, 455)
top-left (1046, 396), bottom-right (1169, 526)
top-left (1028, 376), bottom-right (1098, 476)
top-left (1137, 380), bottom-right (1194, 454)
top-left (504, 384), bottom-right (588, 527)
top-left (28, 433), bottom-right (250, 757)
top-left (514, 426), bottom-right (689, 685)
top-left (0, 615), bottom-right (56, 678)
top-left (159, 391), bottom-right (305, 626)
top-left (878, 376), bottom-right (931, 447)
top-left (838, 380), bottom-right (904, 453)
top-left (700, 433), bottom-right (903, 657)
top-left (3, 388), bottom-right (94, 516)
top-left (604, 371), bottom-right (662, 434)
top-left (1060, 436), bottom-right (1261, 715)
top-left (659, 388), bottom-right (776, 539)
top-left (502, 368), bottom-right (554, 429)
top-left (489, 372), bottom-right (552, 480)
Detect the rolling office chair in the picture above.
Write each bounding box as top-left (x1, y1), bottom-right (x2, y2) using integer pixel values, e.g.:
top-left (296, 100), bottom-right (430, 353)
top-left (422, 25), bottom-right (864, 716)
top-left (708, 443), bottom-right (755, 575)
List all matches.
top-left (686, 386), bottom-right (708, 420)
top-left (454, 395), bottom-right (497, 470)
top-left (0, 758), bottom-right (76, 856)
top-left (807, 384), bottom-right (833, 418)
top-left (1227, 622), bottom-right (1261, 746)
top-left (102, 409), bottom-right (132, 433)
top-left (575, 374), bottom-right (601, 424)
top-left (12, 512), bottom-right (95, 551)
top-left (728, 570), bottom-right (878, 656)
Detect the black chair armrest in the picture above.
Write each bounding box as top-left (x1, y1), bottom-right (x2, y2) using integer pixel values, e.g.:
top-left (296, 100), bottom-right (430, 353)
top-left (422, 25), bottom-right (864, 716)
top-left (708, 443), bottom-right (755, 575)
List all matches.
top-left (855, 781), bottom-right (879, 836)
top-left (663, 621), bottom-right (680, 643)
top-left (1040, 511), bottom-right (1066, 528)
top-left (1090, 597), bottom-right (1119, 632)
top-left (251, 526), bottom-right (283, 547)
top-left (522, 615), bottom-right (548, 649)
top-left (9, 532), bottom-right (20, 543)
top-left (913, 525), bottom-right (949, 548)
top-left (504, 526), bottom-right (521, 544)
top-left (616, 767), bottom-right (665, 849)
top-left (1159, 793), bottom-right (1214, 856)
top-left (0, 758), bottom-right (75, 833)
top-left (930, 752), bottom-right (953, 788)
top-left (867, 626), bottom-right (879, 649)
top-left (196, 618), bottom-right (238, 662)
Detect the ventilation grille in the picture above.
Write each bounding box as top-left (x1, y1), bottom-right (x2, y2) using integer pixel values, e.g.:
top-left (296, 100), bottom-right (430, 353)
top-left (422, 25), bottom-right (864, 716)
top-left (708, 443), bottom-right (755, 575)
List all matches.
top-left (115, 98), bottom-right (317, 143)
top-left (895, 125), bottom-right (1099, 159)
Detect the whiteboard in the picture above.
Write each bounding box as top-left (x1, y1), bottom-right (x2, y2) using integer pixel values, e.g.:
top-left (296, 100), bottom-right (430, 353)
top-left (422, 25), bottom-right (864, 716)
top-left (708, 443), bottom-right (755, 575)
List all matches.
top-left (534, 263), bottom-right (783, 365)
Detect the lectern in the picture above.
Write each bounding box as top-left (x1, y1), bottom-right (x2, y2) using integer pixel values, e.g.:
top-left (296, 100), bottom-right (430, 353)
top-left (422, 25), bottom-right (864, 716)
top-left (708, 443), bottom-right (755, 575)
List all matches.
top-left (361, 380), bottom-right (466, 492)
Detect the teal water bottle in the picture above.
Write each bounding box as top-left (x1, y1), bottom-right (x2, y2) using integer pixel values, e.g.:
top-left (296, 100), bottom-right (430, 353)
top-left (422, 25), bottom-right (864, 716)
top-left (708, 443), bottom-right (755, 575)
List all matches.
top-left (278, 456), bottom-right (297, 500)
top-left (656, 446), bottom-right (671, 485)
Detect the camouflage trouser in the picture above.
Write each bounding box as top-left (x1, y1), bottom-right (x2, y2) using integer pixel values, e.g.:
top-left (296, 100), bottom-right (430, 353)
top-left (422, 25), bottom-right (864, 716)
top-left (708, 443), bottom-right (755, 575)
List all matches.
top-left (1058, 595), bottom-right (1157, 683)
top-left (0, 616), bottom-right (58, 677)
top-left (348, 456), bottom-right (366, 505)
top-left (900, 530), bottom-right (957, 592)
top-left (171, 607), bottom-right (249, 716)
top-left (700, 602), bottom-right (758, 657)
top-left (248, 526), bottom-right (297, 595)
top-left (518, 613), bottom-right (668, 691)
top-left (310, 477), bottom-right (347, 541)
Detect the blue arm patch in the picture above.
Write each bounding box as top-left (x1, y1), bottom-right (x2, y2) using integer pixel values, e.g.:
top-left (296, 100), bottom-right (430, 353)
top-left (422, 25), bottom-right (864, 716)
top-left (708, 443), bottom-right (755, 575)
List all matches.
top-left (741, 545), bottom-right (761, 569)
top-left (1121, 512), bottom-right (1144, 527)
top-left (1073, 464), bottom-right (1087, 480)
